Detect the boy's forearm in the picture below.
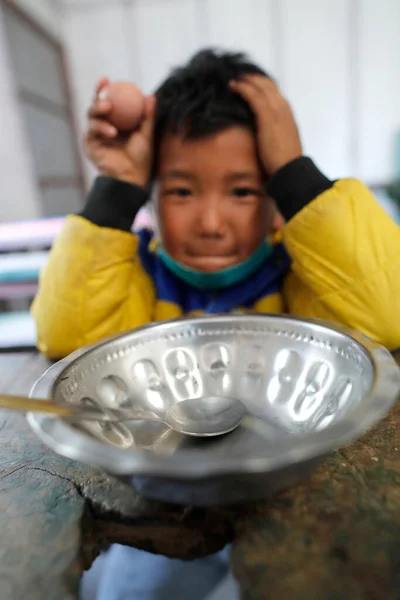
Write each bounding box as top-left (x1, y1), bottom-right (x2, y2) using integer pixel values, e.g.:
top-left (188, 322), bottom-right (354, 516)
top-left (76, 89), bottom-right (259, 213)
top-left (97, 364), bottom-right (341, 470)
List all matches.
top-left (267, 156), bottom-right (333, 221)
top-left (32, 214), bottom-right (154, 358)
top-left (283, 176), bottom-right (400, 350)
top-left (80, 176), bottom-right (148, 231)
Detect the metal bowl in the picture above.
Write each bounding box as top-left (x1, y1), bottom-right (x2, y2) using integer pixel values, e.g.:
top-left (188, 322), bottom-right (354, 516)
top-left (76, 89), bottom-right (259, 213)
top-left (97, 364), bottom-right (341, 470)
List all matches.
top-left (28, 314), bottom-right (400, 506)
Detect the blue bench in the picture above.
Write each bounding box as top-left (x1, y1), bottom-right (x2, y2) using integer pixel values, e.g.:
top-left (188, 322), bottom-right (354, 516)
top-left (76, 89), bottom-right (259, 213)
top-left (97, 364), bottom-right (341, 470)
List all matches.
top-left (0, 251), bottom-right (48, 349)
top-left (0, 311), bottom-right (36, 350)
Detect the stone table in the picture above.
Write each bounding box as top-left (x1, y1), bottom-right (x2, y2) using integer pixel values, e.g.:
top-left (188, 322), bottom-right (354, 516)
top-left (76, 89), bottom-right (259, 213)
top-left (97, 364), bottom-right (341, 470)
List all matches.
top-left (1, 351), bottom-right (400, 600)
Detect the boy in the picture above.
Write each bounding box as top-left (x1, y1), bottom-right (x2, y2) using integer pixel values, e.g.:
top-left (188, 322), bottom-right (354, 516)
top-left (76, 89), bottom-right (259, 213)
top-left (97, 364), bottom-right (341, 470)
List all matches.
top-left (32, 50), bottom-right (400, 599)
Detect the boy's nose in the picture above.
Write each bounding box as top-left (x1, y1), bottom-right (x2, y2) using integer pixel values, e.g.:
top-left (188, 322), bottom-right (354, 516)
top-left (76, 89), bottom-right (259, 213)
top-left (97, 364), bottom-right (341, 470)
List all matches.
top-left (196, 205), bottom-right (226, 238)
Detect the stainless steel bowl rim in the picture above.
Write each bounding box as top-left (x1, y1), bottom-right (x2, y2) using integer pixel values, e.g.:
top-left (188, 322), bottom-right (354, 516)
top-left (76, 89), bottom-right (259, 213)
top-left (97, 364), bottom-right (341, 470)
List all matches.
top-left (27, 314), bottom-right (400, 479)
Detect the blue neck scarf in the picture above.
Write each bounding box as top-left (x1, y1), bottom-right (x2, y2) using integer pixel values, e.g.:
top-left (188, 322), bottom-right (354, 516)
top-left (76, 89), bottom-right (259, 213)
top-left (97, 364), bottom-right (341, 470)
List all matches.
top-left (156, 240), bottom-right (272, 290)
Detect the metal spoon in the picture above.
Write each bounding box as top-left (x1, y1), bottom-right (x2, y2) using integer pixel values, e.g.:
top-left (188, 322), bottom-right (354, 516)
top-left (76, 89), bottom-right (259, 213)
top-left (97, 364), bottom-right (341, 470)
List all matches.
top-left (0, 393), bottom-right (247, 437)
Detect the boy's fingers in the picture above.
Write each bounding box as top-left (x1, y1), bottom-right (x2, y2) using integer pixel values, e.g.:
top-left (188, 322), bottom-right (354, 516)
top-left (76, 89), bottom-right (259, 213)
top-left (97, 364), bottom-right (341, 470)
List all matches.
top-left (229, 79), bottom-right (267, 117)
top-left (240, 76), bottom-right (281, 107)
top-left (241, 75), bottom-right (291, 110)
top-left (231, 76), bottom-right (292, 119)
top-left (87, 118), bottom-right (117, 139)
top-left (87, 98), bottom-right (113, 119)
top-left (242, 74), bottom-right (279, 93)
top-left (139, 94), bottom-right (156, 138)
top-left (94, 77), bottom-right (110, 99)
top-left (144, 94), bottom-right (156, 119)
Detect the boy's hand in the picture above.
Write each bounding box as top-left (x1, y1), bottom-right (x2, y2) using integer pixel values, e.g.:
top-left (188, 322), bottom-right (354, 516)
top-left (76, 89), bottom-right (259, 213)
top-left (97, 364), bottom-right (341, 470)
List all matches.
top-left (84, 77), bottom-right (156, 187)
top-left (230, 76), bottom-right (302, 175)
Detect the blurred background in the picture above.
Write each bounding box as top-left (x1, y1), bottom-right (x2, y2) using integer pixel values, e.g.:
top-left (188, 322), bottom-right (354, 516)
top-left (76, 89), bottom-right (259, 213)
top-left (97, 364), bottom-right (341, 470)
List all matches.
top-left (0, 0), bottom-right (399, 349)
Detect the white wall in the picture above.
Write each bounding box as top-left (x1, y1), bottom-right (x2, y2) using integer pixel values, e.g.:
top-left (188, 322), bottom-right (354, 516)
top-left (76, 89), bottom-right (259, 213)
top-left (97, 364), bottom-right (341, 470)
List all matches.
top-left (61, 0), bottom-right (400, 185)
top-left (279, 0), bottom-right (352, 178)
top-left (357, 0), bottom-right (400, 182)
top-left (0, 7), bottom-right (40, 222)
top-left (11, 0), bottom-right (62, 39)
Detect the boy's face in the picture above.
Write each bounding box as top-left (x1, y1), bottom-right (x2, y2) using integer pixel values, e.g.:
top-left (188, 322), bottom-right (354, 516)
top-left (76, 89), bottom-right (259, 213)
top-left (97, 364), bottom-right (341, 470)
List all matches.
top-left (156, 126), bottom-right (278, 272)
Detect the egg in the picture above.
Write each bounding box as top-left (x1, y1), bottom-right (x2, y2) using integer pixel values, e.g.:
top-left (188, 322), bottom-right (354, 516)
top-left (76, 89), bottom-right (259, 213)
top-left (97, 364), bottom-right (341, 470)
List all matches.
top-left (106, 81), bottom-right (145, 132)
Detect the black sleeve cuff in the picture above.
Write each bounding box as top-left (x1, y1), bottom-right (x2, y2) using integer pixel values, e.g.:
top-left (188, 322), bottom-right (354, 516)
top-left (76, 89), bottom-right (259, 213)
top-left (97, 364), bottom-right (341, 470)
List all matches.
top-left (79, 176), bottom-right (148, 232)
top-left (266, 157), bottom-right (333, 221)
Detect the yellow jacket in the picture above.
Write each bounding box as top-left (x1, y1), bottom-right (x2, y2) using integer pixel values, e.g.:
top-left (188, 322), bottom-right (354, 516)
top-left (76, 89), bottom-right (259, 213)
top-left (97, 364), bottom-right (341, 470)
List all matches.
top-left (32, 162), bottom-right (400, 358)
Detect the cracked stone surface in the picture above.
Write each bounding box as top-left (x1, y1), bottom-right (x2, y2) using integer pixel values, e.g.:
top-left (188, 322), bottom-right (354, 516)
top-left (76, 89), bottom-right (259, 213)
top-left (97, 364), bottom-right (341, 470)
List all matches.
top-left (0, 354), bottom-right (232, 600)
top-left (1, 351), bottom-right (400, 600)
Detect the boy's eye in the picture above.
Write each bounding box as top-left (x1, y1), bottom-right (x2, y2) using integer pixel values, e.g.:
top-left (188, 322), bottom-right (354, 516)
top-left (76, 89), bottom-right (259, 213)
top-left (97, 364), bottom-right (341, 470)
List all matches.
top-left (165, 188), bottom-right (193, 197)
top-left (232, 187), bottom-right (260, 199)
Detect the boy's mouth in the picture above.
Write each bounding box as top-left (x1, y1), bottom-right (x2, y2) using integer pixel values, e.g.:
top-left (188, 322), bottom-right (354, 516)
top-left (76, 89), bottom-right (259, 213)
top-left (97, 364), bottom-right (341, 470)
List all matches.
top-left (183, 255), bottom-right (239, 272)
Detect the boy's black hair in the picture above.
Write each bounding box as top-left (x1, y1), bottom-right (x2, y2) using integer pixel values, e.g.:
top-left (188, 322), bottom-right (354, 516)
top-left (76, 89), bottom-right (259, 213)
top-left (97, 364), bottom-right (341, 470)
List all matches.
top-left (154, 48), bottom-right (271, 150)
